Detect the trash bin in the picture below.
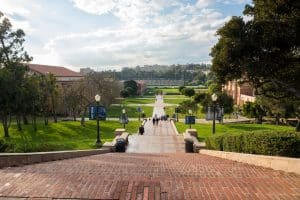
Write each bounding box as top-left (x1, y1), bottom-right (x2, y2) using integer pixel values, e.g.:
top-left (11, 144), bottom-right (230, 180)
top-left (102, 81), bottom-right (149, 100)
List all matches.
top-left (184, 139), bottom-right (194, 153)
top-left (115, 138), bottom-right (126, 152)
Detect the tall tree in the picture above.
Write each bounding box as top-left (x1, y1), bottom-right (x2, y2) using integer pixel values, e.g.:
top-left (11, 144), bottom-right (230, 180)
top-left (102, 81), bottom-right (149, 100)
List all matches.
top-left (210, 0), bottom-right (300, 129)
top-left (0, 12), bottom-right (31, 137)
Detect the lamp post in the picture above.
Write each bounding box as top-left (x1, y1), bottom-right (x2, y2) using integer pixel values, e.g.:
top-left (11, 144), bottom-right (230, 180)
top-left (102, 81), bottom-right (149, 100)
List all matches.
top-left (176, 107), bottom-right (179, 122)
top-left (211, 93), bottom-right (218, 134)
top-left (137, 104), bottom-right (141, 121)
top-left (95, 94), bottom-right (101, 146)
top-left (122, 109), bottom-right (126, 128)
top-left (188, 109), bottom-right (192, 129)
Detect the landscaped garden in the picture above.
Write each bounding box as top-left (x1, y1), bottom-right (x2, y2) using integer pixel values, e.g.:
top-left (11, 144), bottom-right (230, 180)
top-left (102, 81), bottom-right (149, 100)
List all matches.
top-left (0, 120), bottom-right (140, 153)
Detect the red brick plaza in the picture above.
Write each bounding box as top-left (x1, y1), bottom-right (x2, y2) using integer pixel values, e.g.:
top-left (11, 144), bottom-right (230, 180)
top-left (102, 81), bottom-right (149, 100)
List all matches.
top-left (0, 153), bottom-right (299, 200)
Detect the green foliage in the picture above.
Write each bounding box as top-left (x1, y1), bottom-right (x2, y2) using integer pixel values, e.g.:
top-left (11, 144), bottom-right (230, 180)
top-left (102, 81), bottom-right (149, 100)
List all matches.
top-left (120, 89), bottom-right (130, 98)
top-left (124, 80), bottom-right (138, 96)
top-left (206, 131), bottom-right (300, 157)
top-left (211, 0), bottom-right (300, 100)
top-left (179, 86), bottom-right (186, 93)
top-left (182, 88), bottom-right (195, 97)
top-left (243, 102), bottom-right (266, 121)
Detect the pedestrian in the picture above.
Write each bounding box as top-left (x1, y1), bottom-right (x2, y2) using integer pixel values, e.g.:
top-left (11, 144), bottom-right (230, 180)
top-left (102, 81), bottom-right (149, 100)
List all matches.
top-left (139, 124), bottom-right (145, 135)
top-left (156, 118), bottom-right (159, 125)
top-left (152, 118), bottom-right (155, 126)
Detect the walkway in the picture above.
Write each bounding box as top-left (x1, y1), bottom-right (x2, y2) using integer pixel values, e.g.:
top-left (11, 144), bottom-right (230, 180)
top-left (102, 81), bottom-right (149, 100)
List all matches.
top-left (126, 95), bottom-right (184, 153)
top-left (0, 153), bottom-right (299, 199)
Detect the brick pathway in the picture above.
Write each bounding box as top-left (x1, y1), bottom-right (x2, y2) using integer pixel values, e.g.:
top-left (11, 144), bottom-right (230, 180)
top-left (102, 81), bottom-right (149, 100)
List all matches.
top-left (0, 153), bottom-right (300, 200)
top-left (126, 95), bottom-right (184, 153)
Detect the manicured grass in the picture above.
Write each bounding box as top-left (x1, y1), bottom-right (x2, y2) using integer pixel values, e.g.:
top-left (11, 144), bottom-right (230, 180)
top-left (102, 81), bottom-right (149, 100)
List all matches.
top-left (163, 98), bottom-right (189, 104)
top-left (163, 95), bottom-right (187, 98)
top-left (175, 122), bottom-right (295, 141)
top-left (122, 97), bottom-right (155, 105)
top-left (107, 105), bottom-right (153, 118)
top-left (164, 106), bottom-right (205, 119)
top-left (0, 120), bottom-right (140, 152)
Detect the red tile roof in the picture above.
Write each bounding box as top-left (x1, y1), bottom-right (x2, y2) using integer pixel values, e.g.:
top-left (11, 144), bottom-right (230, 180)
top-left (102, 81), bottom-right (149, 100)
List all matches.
top-left (27, 63), bottom-right (83, 77)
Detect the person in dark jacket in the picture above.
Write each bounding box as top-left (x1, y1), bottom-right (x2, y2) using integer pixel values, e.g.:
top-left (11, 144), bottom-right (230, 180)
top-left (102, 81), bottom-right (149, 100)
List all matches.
top-left (139, 124), bottom-right (145, 135)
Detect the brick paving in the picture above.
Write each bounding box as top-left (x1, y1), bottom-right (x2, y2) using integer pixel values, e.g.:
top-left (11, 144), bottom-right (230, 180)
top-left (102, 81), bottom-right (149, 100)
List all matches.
top-left (0, 153), bottom-right (300, 200)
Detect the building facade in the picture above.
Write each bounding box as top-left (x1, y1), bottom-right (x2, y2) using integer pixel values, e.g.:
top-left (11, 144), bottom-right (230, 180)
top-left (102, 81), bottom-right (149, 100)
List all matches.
top-left (223, 80), bottom-right (256, 106)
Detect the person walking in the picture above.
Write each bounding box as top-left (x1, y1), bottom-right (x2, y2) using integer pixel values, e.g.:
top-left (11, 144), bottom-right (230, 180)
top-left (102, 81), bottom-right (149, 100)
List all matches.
top-left (139, 124), bottom-right (145, 135)
top-left (152, 118), bottom-right (155, 126)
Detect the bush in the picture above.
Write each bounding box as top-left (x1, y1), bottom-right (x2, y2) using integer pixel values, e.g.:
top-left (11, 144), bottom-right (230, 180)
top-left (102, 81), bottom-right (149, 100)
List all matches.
top-left (205, 131), bottom-right (300, 157)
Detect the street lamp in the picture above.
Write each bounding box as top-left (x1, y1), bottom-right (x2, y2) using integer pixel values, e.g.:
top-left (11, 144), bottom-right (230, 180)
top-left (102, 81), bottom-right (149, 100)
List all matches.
top-left (175, 106), bottom-right (179, 122)
top-left (122, 108), bottom-right (126, 128)
top-left (188, 109), bottom-right (192, 128)
top-left (137, 104), bottom-right (141, 121)
top-left (95, 94), bottom-right (101, 146)
top-left (211, 93), bottom-right (218, 134)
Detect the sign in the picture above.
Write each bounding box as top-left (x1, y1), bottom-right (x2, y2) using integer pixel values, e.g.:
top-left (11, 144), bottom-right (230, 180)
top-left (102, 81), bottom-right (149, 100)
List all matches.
top-left (137, 107), bottom-right (142, 112)
top-left (185, 116), bottom-right (195, 124)
top-left (89, 106), bottom-right (106, 120)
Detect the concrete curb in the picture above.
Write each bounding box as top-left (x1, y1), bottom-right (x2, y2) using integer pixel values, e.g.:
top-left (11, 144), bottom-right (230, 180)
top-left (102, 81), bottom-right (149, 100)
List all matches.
top-left (170, 120), bottom-right (180, 135)
top-left (200, 149), bottom-right (300, 175)
top-left (0, 148), bottom-right (111, 168)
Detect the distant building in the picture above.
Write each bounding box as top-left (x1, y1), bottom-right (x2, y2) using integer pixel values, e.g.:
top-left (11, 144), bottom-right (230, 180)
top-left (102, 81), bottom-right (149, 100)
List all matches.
top-left (136, 80), bottom-right (147, 96)
top-left (223, 80), bottom-right (256, 106)
top-left (27, 63), bottom-right (84, 83)
top-left (80, 67), bottom-right (94, 75)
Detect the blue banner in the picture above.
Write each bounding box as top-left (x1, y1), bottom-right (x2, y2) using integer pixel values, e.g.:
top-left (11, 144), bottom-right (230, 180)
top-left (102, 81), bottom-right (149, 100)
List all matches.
top-left (185, 116), bottom-right (195, 124)
top-left (89, 106), bottom-right (106, 120)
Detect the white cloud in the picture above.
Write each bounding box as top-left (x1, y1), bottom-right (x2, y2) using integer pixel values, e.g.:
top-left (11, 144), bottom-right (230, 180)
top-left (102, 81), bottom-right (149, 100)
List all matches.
top-left (0, 0), bottom-right (250, 70)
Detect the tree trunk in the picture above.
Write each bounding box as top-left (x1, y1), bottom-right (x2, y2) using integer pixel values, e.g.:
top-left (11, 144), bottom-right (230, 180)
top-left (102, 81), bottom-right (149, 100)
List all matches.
top-left (2, 116), bottom-right (9, 137)
top-left (73, 114), bottom-right (76, 121)
top-left (52, 98), bottom-right (57, 123)
top-left (44, 112), bottom-right (48, 126)
top-left (81, 109), bottom-right (86, 126)
top-left (275, 114), bottom-right (280, 125)
top-left (16, 115), bottom-right (22, 131)
top-left (296, 117), bottom-right (300, 132)
top-left (32, 116), bottom-right (37, 132)
top-left (23, 115), bottom-right (29, 125)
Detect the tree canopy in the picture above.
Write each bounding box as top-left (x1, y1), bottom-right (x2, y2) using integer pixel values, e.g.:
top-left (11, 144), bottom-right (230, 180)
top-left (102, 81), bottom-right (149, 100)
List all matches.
top-left (210, 0), bottom-right (300, 100)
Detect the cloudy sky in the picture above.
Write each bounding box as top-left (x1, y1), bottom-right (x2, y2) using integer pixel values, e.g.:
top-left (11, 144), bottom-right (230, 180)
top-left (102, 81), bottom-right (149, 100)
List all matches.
top-left (1, 0), bottom-right (251, 71)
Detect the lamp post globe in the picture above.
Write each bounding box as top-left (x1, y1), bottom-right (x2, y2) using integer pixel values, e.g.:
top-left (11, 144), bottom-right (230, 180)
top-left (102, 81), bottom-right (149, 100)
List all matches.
top-left (95, 94), bottom-right (101, 146)
top-left (211, 93), bottom-right (218, 134)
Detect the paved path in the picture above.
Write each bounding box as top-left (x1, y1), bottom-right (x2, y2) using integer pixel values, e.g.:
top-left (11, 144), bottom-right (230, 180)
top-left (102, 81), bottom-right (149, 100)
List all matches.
top-left (0, 153), bottom-right (299, 200)
top-left (126, 95), bottom-right (184, 153)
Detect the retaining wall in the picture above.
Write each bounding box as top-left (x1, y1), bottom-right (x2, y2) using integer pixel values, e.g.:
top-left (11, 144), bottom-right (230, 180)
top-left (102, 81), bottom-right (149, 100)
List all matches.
top-left (0, 148), bottom-right (110, 168)
top-left (200, 149), bottom-right (300, 175)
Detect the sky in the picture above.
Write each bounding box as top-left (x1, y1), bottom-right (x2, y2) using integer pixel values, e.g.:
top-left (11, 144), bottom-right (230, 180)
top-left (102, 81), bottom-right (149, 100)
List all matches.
top-left (0, 0), bottom-right (251, 71)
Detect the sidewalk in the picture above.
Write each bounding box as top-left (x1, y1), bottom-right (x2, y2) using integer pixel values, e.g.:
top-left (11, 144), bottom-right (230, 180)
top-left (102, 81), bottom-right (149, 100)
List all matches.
top-left (126, 95), bottom-right (184, 153)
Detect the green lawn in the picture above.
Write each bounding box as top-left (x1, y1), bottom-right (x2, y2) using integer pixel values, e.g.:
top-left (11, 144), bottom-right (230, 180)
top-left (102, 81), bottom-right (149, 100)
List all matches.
top-left (122, 97), bottom-right (155, 105)
top-left (164, 106), bottom-right (205, 118)
top-left (175, 122), bottom-right (295, 141)
top-left (163, 98), bottom-right (189, 104)
top-left (0, 120), bottom-right (140, 153)
top-left (107, 105), bottom-right (153, 118)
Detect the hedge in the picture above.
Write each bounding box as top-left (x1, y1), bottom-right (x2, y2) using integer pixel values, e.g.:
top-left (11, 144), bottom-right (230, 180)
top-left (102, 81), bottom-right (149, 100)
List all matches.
top-left (205, 131), bottom-right (300, 157)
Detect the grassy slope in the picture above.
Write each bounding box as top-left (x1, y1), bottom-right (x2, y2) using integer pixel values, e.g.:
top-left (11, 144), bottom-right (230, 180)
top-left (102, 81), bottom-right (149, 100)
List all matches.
top-left (0, 120), bottom-right (140, 152)
top-left (175, 122), bottom-right (295, 141)
top-left (107, 105), bottom-right (153, 118)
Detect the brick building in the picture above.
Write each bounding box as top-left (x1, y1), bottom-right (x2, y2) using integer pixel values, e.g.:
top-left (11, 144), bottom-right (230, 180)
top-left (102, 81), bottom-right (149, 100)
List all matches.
top-left (223, 80), bottom-right (256, 106)
top-left (27, 63), bottom-right (84, 83)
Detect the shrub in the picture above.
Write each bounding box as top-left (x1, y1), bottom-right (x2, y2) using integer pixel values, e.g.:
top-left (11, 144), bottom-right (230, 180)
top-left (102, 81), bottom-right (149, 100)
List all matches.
top-left (205, 131), bottom-right (300, 157)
